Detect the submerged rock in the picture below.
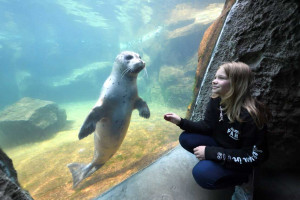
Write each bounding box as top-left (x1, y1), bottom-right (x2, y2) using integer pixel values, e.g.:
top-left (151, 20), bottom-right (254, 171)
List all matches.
top-left (0, 148), bottom-right (34, 199)
top-left (159, 65), bottom-right (194, 107)
top-left (0, 97), bottom-right (66, 148)
top-left (158, 52), bottom-right (198, 108)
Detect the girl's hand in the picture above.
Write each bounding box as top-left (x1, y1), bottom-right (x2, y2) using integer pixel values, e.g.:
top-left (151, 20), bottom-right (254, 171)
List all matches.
top-left (193, 146), bottom-right (206, 160)
top-left (163, 113), bottom-right (181, 125)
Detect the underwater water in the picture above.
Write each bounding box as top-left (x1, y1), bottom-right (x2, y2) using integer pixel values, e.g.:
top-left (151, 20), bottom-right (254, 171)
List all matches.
top-left (0, 0), bottom-right (224, 199)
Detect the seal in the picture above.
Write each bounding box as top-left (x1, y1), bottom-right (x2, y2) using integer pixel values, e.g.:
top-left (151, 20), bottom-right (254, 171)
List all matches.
top-left (67, 51), bottom-right (150, 188)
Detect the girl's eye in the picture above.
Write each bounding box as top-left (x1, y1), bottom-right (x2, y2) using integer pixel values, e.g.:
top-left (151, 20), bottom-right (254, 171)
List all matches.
top-left (218, 76), bottom-right (227, 80)
top-left (125, 55), bottom-right (133, 60)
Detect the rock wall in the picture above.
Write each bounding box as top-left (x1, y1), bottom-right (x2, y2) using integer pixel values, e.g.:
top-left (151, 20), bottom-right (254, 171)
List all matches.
top-left (190, 0), bottom-right (300, 170)
top-left (0, 148), bottom-right (33, 200)
top-left (187, 0), bottom-right (236, 116)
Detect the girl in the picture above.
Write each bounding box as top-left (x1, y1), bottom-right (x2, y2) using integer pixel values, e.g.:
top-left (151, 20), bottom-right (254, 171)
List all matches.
top-left (164, 62), bottom-right (269, 200)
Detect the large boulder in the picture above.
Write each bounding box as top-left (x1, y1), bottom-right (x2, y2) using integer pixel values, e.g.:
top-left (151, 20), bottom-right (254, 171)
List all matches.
top-left (0, 148), bottom-right (33, 199)
top-left (0, 97), bottom-right (67, 148)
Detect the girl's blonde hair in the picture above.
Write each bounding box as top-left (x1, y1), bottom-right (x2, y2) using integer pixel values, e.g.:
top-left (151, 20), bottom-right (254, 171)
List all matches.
top-left (212, 62), bottom-right (269, 128)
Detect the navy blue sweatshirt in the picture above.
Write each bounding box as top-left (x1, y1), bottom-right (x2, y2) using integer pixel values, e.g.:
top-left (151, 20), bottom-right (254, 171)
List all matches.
top-left (178, 97), bottom-right (268, 171)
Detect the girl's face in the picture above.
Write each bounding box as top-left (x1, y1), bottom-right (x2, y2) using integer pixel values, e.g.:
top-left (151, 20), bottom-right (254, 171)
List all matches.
top-left (212, 67), bottom-right (231, 97)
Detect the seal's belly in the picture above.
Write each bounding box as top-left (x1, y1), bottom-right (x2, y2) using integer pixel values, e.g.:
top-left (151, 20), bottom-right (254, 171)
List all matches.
top-left (92, 111), bottom-right (132, 164)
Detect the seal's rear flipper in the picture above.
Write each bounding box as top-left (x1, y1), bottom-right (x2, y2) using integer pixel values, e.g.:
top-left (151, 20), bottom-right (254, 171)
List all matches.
top-left (67, 163), bottom-right (103, 188)
top-left (78, 106), bottom-right (104, 139)
top-left (68, 163), bottom-right (87, 188)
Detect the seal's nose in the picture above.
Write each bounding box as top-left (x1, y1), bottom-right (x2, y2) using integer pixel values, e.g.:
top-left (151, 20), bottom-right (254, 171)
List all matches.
top-left (139, 60), bottom-right (145, 68)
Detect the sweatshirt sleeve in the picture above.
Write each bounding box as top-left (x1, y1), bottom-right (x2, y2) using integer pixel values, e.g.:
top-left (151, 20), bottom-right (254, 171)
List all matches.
top-left (177, 98), bottom-right (217, 134)
top-left (205, 115), bottom-right (268, 170)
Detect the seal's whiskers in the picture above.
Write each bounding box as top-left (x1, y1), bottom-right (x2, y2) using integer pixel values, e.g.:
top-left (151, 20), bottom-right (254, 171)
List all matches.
top-left (121, 68), bottom-right (131, 78)
top-left (143, 67), bottom-right (149, 78)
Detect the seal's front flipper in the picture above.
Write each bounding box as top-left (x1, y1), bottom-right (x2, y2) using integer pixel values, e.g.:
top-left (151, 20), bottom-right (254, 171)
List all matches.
top-left (134, 98), bottom-right (150, 119)
top-left (78, 106), bottom-right (104, 139)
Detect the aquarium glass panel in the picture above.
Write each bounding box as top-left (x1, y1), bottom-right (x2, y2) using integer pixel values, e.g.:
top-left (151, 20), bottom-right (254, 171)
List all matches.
top-left (0, 0), bottom-right (225, 199)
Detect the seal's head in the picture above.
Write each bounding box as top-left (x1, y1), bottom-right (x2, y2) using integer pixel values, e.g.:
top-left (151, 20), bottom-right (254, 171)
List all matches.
top-left (114, 51), bottom-right (145, 78)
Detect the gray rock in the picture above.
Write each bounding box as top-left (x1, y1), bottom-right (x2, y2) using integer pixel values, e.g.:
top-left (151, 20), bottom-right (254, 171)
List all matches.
top-left (0, 97), bottom-right (66, 148)
top-left (0, 148), bottom-right (34, 200)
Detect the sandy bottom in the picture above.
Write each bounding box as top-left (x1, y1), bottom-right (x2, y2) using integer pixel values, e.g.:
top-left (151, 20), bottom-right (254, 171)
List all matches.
top-left (4, 101), bottom-right (186, 200)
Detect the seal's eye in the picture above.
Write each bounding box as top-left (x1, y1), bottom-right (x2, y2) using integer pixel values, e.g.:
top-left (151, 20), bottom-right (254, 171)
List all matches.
top-left (125, 55), bottom-right (133, 60)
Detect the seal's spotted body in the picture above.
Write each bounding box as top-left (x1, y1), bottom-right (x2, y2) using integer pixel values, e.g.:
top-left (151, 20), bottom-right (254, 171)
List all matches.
top-left (68, 51), bottom-right (150, 188)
